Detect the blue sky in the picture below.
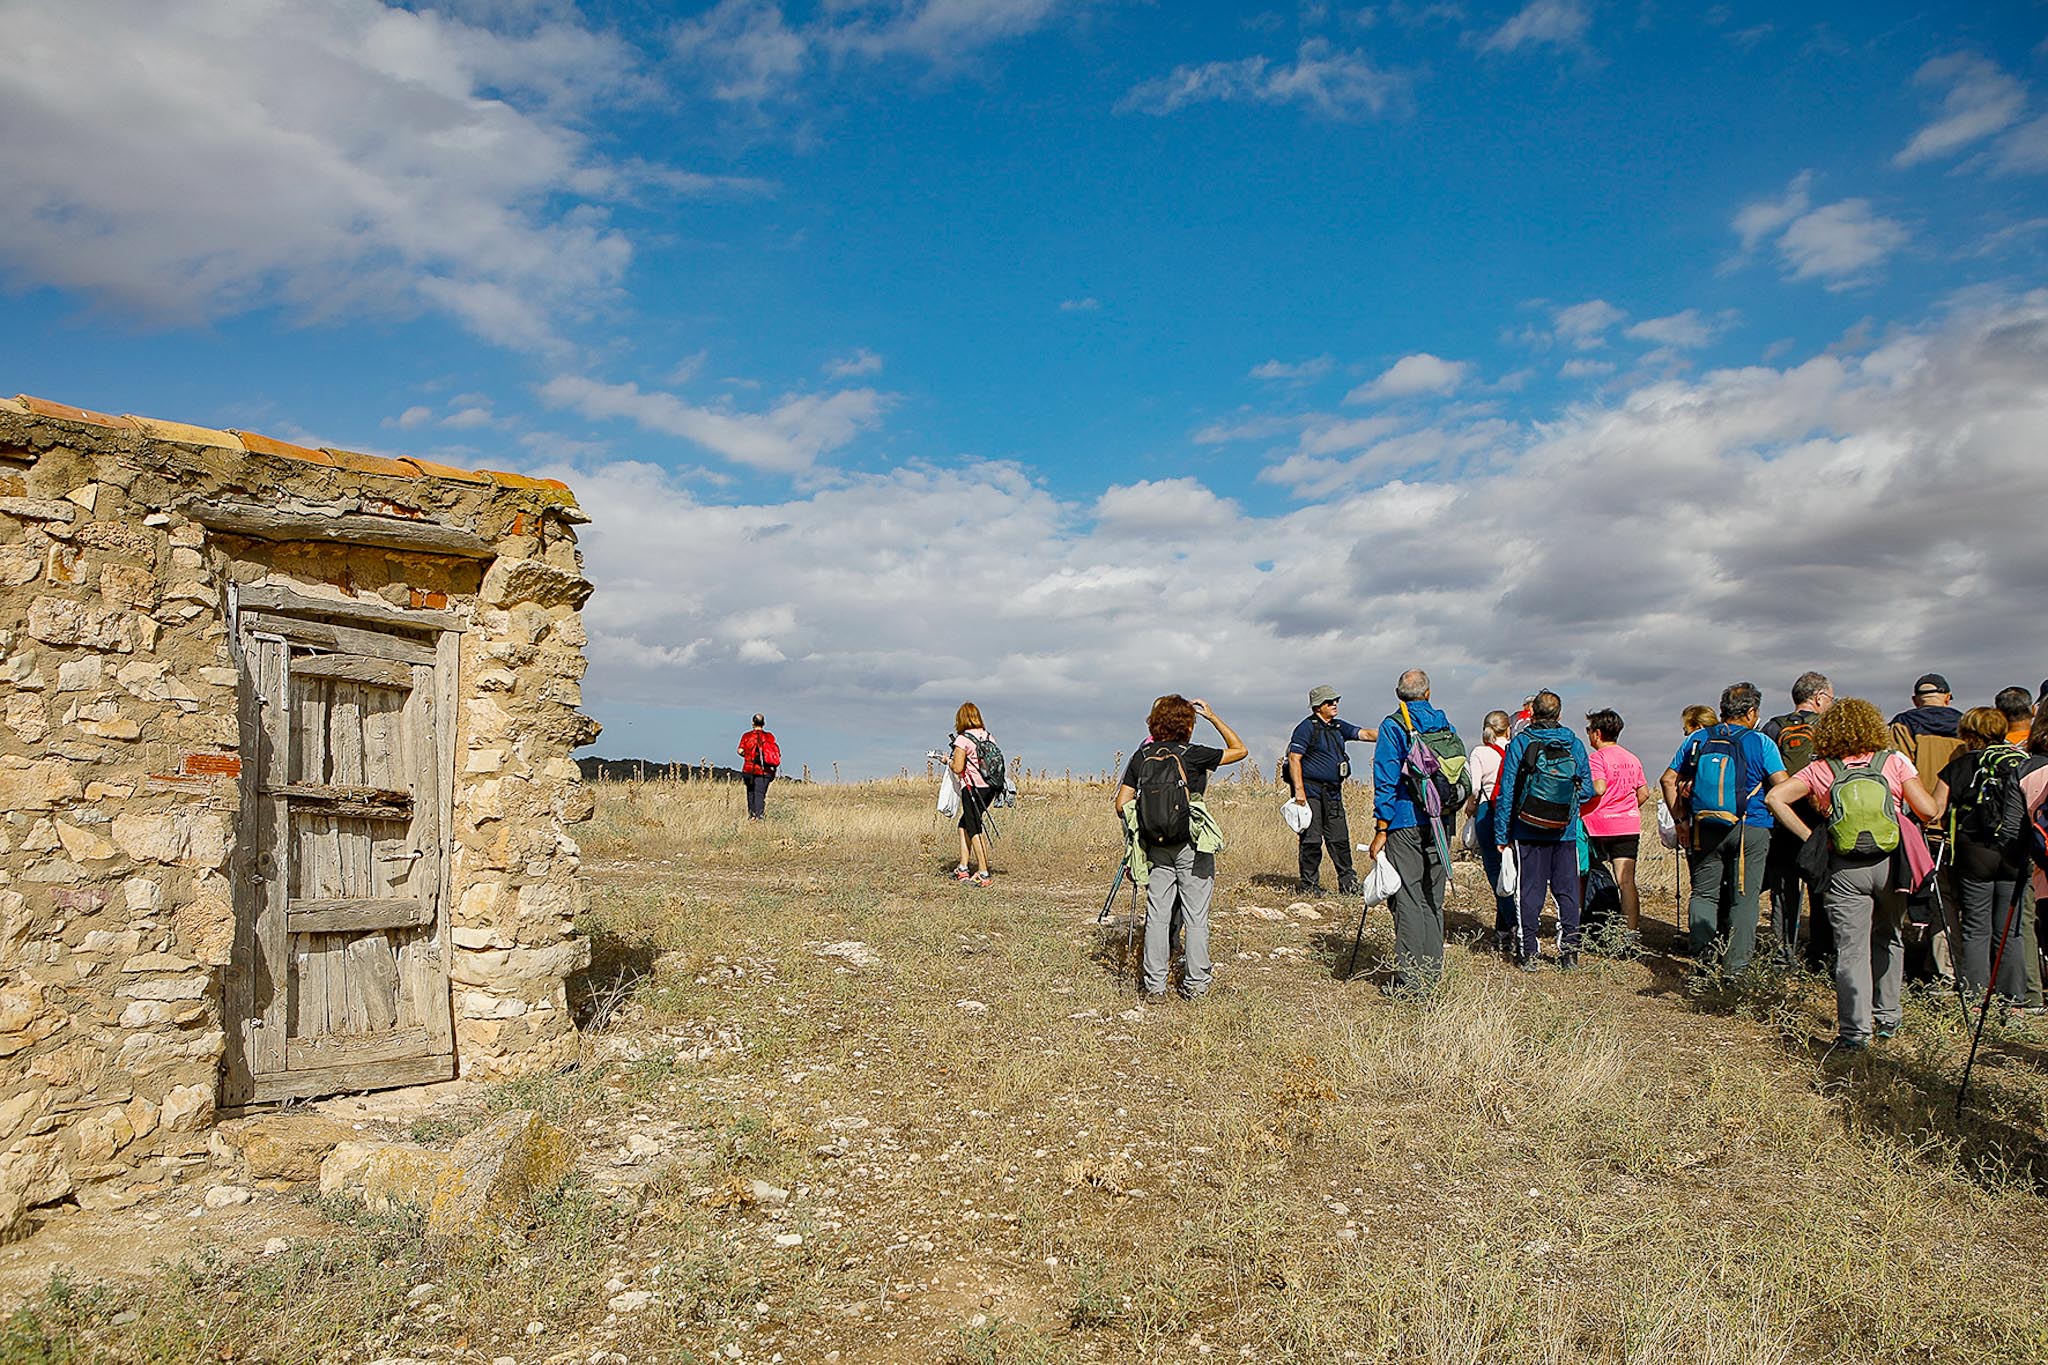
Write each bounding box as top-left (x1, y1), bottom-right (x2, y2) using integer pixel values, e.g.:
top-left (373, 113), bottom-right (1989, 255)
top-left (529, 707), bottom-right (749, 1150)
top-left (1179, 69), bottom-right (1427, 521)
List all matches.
top-left (5, 1), bottom-right (2048, 777)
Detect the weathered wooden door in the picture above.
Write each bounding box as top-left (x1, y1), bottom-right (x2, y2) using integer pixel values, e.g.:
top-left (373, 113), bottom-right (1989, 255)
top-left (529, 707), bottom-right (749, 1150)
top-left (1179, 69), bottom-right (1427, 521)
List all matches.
top-left (224, 609), bottom-right (456, 1104)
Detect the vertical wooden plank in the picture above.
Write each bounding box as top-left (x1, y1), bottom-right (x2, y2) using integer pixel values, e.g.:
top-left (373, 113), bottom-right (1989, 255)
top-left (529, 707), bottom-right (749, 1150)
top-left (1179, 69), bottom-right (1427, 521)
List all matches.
top-left (223, 618), bottom-right (264, 1105)
top-left (425, 635), bottom-right (460, 1055)
top-left (345, 934), bottom-right (401, 1033)
top-left (253, 637), bottom-right (292, 1075)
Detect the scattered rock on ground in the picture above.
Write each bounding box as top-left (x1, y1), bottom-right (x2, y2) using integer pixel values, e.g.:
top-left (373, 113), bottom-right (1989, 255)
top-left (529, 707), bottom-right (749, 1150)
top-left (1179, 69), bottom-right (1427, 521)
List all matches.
top-left (816, 940), bottom-right (879, 967)
top-left (316, 1109), bottom-right (576, 1240)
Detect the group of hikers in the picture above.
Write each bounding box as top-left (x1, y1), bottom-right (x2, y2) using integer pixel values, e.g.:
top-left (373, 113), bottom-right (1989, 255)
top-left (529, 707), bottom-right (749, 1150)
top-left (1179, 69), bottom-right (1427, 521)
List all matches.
top-left (934, 669), bottom-right (2048, 1055)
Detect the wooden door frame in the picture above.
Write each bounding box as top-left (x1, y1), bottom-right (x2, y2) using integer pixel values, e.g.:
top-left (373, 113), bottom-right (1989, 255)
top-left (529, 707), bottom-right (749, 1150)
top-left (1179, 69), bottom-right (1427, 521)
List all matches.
top-left (220, 582), bottom-right (464, 1107)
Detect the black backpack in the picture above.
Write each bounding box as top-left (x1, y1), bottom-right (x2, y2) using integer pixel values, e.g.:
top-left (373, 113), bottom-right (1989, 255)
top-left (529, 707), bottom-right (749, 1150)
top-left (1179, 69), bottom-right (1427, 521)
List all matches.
top-left (1132, 742), bottom-right (1192, 845)
top-left (1954, 743), bottom-right (2027, 848)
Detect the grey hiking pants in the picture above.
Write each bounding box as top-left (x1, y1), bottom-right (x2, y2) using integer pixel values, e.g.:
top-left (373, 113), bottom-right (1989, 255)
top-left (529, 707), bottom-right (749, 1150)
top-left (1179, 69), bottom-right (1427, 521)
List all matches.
top-left (1957, 874), bottom-right (2030, 1004)
top-left (1687, 823), bottom-right (1771, 973)
top-left (1141, 841), bottom-right (1214, 998)
top-left (1823, 855), bottom-right (1906, 1045)
top-left (1384, 824), bottom-right (1446, 992)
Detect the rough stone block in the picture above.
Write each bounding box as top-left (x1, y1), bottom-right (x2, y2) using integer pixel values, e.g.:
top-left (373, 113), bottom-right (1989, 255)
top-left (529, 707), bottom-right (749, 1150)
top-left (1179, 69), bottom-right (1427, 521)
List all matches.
top-left (25, 597), bottom-right (136, 652)
top-left (0, 757), bottom-right (83, 810)
top-left (478, 557), bottom-right (592, 610)
top-left (0, 1138), bottom-right (74, 1242)
top-left (112, 810), bottom-right (230, 868)
top-left (214, 1113), bottom-right (359, 1182)
top-left (97, 564), bottom-right (158, 609)
top-left (318, 1111), bottom-right (576, 1240)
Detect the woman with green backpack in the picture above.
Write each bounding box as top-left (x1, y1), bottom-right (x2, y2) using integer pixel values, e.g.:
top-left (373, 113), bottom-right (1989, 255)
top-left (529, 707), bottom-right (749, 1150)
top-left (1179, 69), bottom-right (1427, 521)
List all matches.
top-left (1765, 698), bottom-right (1939, 1050)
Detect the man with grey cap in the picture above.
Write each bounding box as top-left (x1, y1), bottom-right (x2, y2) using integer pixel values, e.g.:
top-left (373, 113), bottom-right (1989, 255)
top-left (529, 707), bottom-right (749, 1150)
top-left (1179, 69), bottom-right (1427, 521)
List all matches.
top-left (1286, 685), bottom-right (1378, 895)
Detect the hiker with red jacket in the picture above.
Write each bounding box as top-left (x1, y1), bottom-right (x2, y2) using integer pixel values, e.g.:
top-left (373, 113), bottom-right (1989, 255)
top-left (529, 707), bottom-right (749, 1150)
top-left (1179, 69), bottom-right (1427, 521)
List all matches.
top-left (1762, 672), bottom-right (1834, 970)
top-left (738, 714), bottom-right (780, 821)
top-left (1464, 710), bottom-right (1516, 953)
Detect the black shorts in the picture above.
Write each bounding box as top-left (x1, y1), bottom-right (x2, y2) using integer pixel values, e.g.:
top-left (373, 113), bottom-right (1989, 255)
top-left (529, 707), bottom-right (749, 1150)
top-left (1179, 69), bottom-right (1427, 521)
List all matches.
top-left (958, 787), bottom-right (986, 837)
top-left (1589, 834), bottom-right (1640, 863)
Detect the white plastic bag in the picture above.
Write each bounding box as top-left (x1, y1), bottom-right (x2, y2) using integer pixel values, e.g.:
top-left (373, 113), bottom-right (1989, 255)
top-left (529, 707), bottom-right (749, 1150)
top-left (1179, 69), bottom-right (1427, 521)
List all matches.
top-left (1458, 813), bottom-right (1480, 852)
top-left (1496, 843), bottom-right (1519, 898)
top-left (1282, 799), bottom-right (1312, 834)
top-left (1359, 851), bottom-right (1402, 907)
top-left (1656, 801), bottom-right (1678, 849)
top-left (937, 767), bottom-right (961, 818)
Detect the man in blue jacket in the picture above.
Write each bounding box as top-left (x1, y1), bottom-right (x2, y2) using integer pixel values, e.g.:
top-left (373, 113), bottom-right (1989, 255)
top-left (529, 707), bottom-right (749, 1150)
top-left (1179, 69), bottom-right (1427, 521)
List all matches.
top-left (1659, 682), bottom-right (1787, 974)
top-left (1493, 689), bottom-right (1596, 970)
top-left (1367, 669), bottom-right (1457, 995)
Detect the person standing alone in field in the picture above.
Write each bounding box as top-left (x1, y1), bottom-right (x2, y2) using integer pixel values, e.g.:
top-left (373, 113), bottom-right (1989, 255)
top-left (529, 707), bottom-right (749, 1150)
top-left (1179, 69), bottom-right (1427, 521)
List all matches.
top-left (1287, 684), bottom-right (1378, 896)
top-left (738, 714), bottom-right (780, 821)
top-left (950, 702), bottom-right (1001, 886)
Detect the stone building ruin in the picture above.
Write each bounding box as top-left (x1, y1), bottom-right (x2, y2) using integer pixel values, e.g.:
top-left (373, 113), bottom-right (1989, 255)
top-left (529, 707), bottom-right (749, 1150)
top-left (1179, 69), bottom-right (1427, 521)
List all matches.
top-left (0, 393), bottom-right (599, 1234)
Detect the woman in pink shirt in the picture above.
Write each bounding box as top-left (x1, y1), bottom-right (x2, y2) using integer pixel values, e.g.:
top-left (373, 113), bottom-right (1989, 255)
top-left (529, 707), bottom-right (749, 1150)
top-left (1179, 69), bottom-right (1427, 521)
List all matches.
top-left (1765, 698), bottom-right (1938, 1050)
top-left (1581, 708), bottom-right (1653, 936)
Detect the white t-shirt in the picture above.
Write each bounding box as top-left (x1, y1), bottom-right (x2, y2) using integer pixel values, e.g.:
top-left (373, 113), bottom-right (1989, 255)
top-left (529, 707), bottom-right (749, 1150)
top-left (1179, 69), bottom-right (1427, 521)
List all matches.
top-left (1470, 741), bottom-right (1505, 805)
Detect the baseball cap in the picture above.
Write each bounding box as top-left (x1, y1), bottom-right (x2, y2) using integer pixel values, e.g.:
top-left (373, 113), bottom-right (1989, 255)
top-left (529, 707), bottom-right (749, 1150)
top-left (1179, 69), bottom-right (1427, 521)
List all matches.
top-left (1914, 673), bottom-right (1950, 696)
top-left (1308, 684), bottom-right (1340, 708)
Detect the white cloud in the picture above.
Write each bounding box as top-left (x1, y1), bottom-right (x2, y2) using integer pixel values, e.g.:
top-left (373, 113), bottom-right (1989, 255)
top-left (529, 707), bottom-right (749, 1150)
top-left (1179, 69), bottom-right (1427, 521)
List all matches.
top-left (1059, 296), bottom-right (1102, 312)
top-left (1732, 171), bottom-right (1812, 254)
top-left (539, 375), bottom-right (889, 473)
top-left (1992, 115), bottom-right (2048, 175)
top-left (1250, 355), bottom-right (1336, 383)
top-left (442, 406), bottom-right (496, 430)
top-left (1117, 40), bottom-right (1410, 119)
top-left (825, 348), bottom-right (885, 378)
top-left (1479, 0), bottom-right (1589, 54)
top-left (544, 290), bottom-right (2048, 775)
top-left (1624, 309), bottom-right (1734, 349)
top-left (1732, 174), bottom-right (1908, 290)
top-left (675, 0), bottom-right (1076, 103)
top-left (1776, 201), bottom-right (1910, 289)
top-left (1559, 358), bottom-right (1613, 378)
top-left (1895, 53), bottom-right (2027, 167)
top-left (0, 0), bottom-right (717, 352)
top-left (392, 405), bottom-right (435, 430)
top-left (1345, 352), bottom-right (1470, 401)
top-left (1552, 299), bottom-right (1626, 349)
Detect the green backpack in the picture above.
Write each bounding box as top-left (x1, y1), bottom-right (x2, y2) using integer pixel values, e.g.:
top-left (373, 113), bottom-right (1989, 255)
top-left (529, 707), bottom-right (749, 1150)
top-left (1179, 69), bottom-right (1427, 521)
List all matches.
top-left (1826, 752), bottom-right (1901, 856)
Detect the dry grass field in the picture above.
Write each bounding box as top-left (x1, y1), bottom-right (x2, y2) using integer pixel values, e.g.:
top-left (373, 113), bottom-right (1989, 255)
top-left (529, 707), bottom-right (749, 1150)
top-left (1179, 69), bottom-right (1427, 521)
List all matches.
top-left (6, 773), bottom-right (2048, 1364)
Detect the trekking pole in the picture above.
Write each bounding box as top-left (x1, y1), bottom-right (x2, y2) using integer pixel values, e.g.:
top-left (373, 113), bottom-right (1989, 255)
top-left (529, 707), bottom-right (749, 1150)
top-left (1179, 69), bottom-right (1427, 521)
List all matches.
top-left (1097, 862), bottom-right (1127, 923)
top-left (1345, 889), bottom-right (1369, 980)
top-left (1926, 839), bottom-right (1971, 1029)
top-left (1955, 876), bottom-right (2029, 1117)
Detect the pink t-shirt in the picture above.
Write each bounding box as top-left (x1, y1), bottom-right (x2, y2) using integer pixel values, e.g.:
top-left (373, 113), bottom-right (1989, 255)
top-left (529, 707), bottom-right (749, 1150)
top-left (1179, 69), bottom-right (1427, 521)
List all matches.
top-left (2022, 761), bottom-right (2048, 897)
top-left (1582, 745), bottom-right (1647, 837)
top-left (953, 729), bottom-right (990, 789)
top-left (1796, 751), bottom-right (1917, 806)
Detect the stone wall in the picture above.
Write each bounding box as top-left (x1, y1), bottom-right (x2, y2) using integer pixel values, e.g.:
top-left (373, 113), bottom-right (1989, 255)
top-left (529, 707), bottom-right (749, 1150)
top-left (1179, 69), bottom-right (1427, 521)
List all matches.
top-left (0, 396), bottom-right (598, 1235)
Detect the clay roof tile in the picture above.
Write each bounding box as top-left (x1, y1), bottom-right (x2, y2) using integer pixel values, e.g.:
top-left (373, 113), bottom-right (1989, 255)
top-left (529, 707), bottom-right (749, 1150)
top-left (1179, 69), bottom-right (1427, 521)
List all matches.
top-left (17, 395), bottom-right (137, 430)
top-left (322, 446), bottom-right (417, 480)
top-left (232, 430), bottom-right (336, 466)
top-left (479, 468), bottom-right (557, 492)
top-left (398, 455), bottom-right (491, 485)
top-left (122, 415), bottom-right (242, 451)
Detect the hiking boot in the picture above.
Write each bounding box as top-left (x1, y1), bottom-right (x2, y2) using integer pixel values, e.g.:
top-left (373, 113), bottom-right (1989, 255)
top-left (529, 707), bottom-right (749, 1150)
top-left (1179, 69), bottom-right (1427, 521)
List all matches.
top-left (1298, 881), bottom-right (1326, 897)
top-left (1336, 878), bottom-right (1362, 897)
top-left (952, 865), bottom-right (971, 881)
top-left (1833, 1037), bottom-right (1870, 1053)
top-left (1517, 955), bottom-right (1543, 973)
top-left (1874, 1022), bottom-right (1898, 1040)
top-left (970, 871), bottom-right (992, 888)
top-left (1559, 952), bottom-right (1582, 970)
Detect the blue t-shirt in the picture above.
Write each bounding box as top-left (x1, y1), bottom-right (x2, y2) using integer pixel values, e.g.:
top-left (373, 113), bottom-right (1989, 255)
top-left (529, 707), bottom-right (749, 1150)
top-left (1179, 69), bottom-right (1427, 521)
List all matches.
top-left (1287, 715), bottom-right (1365, 785)
top-left (1670, 724), bottom-right (1787, 828)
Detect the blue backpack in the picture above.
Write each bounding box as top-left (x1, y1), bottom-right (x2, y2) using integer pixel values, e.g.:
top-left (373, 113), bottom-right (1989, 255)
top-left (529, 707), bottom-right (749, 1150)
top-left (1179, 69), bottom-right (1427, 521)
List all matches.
top-left (1689, 724), bottom-right (1757, 828)
top-left (1514, 738), bottom-right (1579, 833)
